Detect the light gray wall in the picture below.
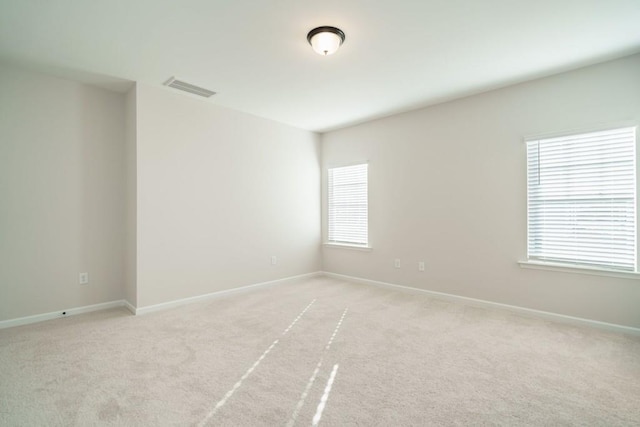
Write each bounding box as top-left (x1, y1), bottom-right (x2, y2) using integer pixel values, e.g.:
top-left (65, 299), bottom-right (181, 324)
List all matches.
top-left (0, 64), bottom-right (126, 320)
top-left (124, 85), bottom-right (137, 306)
top-left (322, 53), bottom-right (640, 328)
top-left (3, 54), bottom-right (639, 328)
top-left (135, 84), bottom-right (321, 308)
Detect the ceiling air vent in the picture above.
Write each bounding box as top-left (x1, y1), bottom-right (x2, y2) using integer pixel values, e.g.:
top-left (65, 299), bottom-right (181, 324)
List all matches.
top-left (163, 77), bottom-right (216, 98)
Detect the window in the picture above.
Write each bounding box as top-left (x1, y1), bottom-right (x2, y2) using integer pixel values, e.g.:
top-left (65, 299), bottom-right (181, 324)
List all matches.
top-left (327, 163), bottom-right (368, 247)
top-left (526, 126), bottom-right (637, 272)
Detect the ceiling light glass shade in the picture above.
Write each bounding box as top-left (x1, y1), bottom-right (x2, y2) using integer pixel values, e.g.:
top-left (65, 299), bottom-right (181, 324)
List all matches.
top-left (307, 26), bottom-right (345, 55)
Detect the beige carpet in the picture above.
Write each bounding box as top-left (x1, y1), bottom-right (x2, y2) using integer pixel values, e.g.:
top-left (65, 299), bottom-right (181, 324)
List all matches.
top-left (1, 276), bottom-right (639, 426)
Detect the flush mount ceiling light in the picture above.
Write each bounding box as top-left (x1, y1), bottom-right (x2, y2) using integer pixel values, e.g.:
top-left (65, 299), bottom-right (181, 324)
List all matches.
top-left (307, 26), bottom-right (345, 56)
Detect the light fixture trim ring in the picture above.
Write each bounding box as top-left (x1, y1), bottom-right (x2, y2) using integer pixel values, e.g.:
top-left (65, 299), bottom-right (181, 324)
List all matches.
top-left (306, 26), bottom-right (346, 46)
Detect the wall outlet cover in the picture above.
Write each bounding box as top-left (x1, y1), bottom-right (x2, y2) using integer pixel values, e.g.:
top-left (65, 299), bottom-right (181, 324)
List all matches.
top-left (79, 272), bottom-right (89, 285)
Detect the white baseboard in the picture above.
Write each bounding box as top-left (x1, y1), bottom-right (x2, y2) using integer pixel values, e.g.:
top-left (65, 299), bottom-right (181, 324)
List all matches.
top-left (123, 300), bottom-right (137, 315)
top-left (0, 272), bottom-right (323, 328)
top-left (0, 300), bottom-right (128, 330)
top-left (134, 271), bottom-right (324, 315)
top-left (323, 272), bottom-right (640, 336)
top-left (9, 271), bottom-right (632, 336)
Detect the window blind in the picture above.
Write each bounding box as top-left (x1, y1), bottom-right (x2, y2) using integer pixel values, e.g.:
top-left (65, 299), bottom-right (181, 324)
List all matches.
top-left (328, 163), bottom-right (368, 246)
top-left (526, 127), bottom-right (637, 271)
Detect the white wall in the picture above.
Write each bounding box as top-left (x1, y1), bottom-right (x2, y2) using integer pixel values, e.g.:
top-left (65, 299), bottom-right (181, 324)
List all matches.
top-left (0, 64), bottom-right (126, 320)
top-left (322, 54), bottom-right (640, 328)
top-left (135, 84), bottom-right (321, 308)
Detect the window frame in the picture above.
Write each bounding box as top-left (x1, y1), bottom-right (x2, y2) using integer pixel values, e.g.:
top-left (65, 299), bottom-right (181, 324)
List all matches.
top-left (324, 161), bottom-right (370, 250)
top-left (520, 123), bottom-right (640, 278)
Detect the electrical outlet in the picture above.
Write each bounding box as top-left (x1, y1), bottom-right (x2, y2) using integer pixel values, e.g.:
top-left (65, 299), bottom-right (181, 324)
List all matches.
top-left (271, 256), bottom-right (277, 265)
top-left (394, 259), bottom-right (401, 268)
top-left (418, 261), bottom-right (425, 271)
top-left (79, 272), bottom-right (89, 285)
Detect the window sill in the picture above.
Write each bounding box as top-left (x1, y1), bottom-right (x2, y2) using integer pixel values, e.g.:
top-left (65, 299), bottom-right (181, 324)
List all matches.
top-left (323, 243), bottom-right (372, 251)
top-left (518, 260), bottom-right (640, 280)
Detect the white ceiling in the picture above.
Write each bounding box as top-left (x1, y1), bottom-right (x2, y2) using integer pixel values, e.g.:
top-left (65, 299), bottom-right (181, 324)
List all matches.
top-left (1, 0), bottom-right (639, 132)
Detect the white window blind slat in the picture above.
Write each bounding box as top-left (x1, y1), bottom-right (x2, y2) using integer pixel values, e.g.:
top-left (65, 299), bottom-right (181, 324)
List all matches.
top-left (526, 127), bottom-right (637, 272)
top-left (328, 163), bottom-right (368, 246)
